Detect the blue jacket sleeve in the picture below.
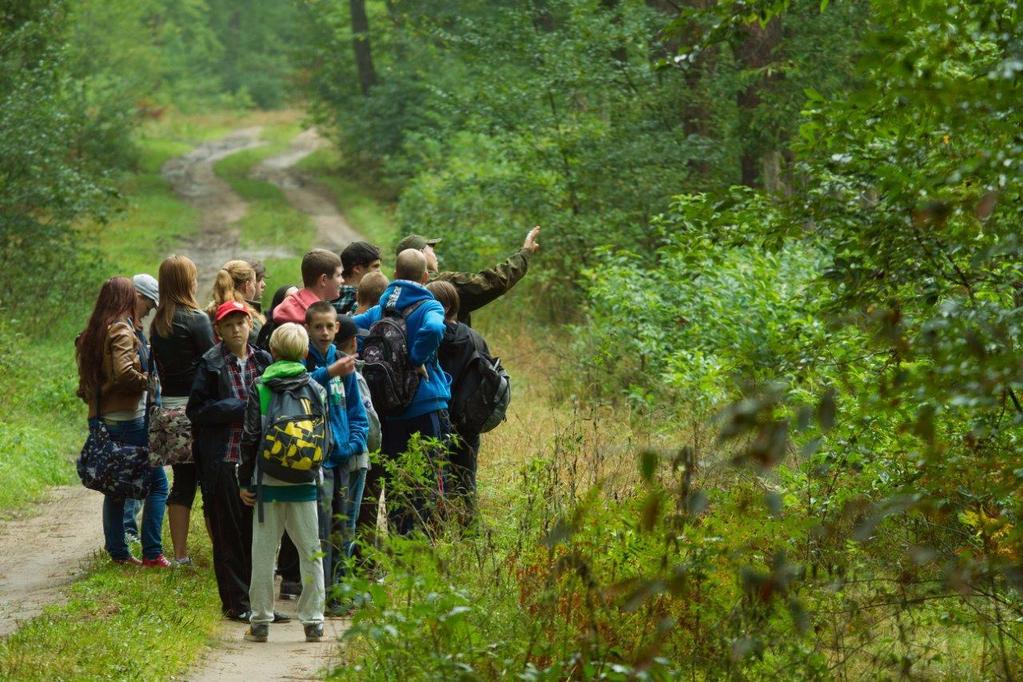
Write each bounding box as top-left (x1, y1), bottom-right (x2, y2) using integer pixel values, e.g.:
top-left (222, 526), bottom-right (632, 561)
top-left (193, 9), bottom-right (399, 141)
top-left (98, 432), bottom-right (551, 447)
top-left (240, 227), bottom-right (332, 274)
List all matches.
top-left (352, 306), bottom-right (380, 330)
top-left (342, 373), bottom-right (368, 457)
top-left (310, 366), bottom-right (330, 387)
top-left (409, 303), bottom-right (445, 366)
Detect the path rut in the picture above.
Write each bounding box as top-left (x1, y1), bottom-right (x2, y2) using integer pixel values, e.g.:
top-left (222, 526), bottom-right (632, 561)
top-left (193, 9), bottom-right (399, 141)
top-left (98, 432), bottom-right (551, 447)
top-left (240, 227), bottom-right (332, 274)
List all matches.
top-left (188, 614), bottom-right (348, 681)
top-left (251, 128), bottom-right (364, 251)
top-left (161, 127), bottom-right (291, 290)
top-left (0, 487), bottom-right (104, 637)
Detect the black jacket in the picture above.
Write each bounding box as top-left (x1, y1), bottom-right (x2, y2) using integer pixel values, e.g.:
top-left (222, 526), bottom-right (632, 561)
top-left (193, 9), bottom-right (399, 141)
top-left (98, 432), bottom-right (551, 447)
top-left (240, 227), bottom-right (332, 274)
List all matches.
top-left (186, 344), bottom-right (272, 498)
top-left (437, 320), bottom-right (490, 397)
top-left (152, 308), bottom-right (216, 397)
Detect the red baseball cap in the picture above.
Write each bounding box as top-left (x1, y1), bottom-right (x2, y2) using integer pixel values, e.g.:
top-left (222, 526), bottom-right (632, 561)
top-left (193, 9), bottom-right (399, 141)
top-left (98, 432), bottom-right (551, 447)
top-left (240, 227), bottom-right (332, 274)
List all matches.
top-left (214, 300), bottom-right (250, 323)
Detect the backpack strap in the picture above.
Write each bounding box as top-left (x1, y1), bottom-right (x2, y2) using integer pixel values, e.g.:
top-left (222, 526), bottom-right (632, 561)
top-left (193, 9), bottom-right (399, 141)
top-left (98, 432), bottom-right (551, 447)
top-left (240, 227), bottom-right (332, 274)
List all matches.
top-left (383, 298), bottom-right (427, 319)
top-left (256, 381), bottom-right (271, 416)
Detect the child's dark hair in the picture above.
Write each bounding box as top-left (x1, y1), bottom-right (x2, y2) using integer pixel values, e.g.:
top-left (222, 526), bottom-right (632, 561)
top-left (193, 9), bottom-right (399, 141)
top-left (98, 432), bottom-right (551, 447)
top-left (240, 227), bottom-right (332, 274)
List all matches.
top-left (337, 315), bottom-right (359, 346)
top-left (305, 300), bottom-right (337, 325)
top-left (426, 280), bottom-right (459, 320)
top-left (340, 241), bottom-right (381, 277)
top-left (300, 249), bottom-right (342, 288)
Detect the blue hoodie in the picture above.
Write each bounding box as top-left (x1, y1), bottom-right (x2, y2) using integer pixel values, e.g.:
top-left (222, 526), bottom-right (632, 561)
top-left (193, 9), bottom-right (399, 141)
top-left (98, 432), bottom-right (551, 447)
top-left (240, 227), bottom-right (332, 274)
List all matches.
top-left (306, 342), bottom-right (369, 468)
top-left (353, 280), bottom-right (451, 420)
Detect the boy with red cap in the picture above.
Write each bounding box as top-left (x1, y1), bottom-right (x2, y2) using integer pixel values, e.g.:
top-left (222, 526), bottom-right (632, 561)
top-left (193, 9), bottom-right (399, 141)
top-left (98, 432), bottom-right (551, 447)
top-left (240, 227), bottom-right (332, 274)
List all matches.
top-left (187, 300), bottom-right (274, 622)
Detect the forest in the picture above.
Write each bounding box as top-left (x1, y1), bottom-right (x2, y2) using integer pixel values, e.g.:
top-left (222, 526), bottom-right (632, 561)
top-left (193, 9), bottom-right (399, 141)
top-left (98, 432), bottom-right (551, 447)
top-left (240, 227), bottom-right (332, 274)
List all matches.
top-left (2, 0), bottom-right (1022, 679)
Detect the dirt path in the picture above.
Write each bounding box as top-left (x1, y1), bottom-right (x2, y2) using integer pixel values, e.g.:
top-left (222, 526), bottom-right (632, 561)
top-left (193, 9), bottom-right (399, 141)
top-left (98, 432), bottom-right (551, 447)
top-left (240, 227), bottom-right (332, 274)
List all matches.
top-left (251, 128), bottom-right (364, 251)
top-left (0, 487), bottom-right (104, 637)
top-left (161, 126), bottom-right (291, 290)
top-left (1, 124), bottom-right (363, 677)
top-left (188, 612), bottom-right (348, 681)
top-left (0, 129), bottom-right (277, 641)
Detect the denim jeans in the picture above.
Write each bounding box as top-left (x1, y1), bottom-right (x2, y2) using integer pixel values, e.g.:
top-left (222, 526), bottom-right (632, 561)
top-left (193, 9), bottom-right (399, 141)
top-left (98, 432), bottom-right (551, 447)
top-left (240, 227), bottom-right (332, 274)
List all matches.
top-left (101, 418), bottom-right (168, 560)
top-left (123, 498), bottom-right (142, 537)
top-left (319, 465), bottom-right (368, 592)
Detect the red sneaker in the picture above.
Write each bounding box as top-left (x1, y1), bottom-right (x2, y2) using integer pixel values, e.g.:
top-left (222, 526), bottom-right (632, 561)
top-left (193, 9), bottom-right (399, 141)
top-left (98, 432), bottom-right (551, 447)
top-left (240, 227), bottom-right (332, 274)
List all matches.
top-left (113, 557), bottom-right (142, 566)
top-left (141, 555), bottom-right (172, 568)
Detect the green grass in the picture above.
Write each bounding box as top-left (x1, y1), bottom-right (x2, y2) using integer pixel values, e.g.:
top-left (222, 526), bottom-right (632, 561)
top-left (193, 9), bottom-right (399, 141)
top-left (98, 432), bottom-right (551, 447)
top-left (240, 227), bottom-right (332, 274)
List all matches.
top-left (0, 511), bottom-right (220, 679)
top-left (0, 132), bottom-right (203, 516)
top-left (296, 146), bottom-right (399, 251)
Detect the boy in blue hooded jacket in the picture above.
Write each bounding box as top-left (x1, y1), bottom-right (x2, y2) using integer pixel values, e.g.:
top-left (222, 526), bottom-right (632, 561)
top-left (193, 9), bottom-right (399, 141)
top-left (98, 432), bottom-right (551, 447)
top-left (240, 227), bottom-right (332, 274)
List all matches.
top-left (303, 301), bottom-right (368, 600)
top-left (353, 248), bottom-right (451, 536)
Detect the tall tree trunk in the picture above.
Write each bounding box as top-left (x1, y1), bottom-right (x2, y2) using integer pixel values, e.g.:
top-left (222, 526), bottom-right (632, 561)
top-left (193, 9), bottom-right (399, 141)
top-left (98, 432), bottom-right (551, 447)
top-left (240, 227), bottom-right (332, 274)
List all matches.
top-left (735, 17), bottom-right (783, 188)
top-left (601, 0), bottom-right (628, 64)
top-left (349, 0), bottom-right (378, 96)
top-left (648, 0), bottom-right (716, 178)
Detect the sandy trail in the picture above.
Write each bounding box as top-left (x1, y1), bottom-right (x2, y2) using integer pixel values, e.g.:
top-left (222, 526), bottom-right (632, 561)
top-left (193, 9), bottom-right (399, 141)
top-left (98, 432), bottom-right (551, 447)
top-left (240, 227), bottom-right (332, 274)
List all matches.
top-left (251, 128), bottom-right (364, 251)
top-left (161, 126), bottom-right (291, 291)
top-left (0, 487), bottom-right (104, 637)
top-left (1, 124), bottom-right (362, 678)
top-left (0, 129), bottom-right (276, 641)
top-left (188, 611), bottom-right (349, 681)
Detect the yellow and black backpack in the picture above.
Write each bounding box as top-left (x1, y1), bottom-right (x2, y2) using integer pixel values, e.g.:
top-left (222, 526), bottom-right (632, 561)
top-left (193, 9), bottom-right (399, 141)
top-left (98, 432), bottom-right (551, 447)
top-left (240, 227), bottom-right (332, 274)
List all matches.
top-left (254, 378), bottom-right (330, 484)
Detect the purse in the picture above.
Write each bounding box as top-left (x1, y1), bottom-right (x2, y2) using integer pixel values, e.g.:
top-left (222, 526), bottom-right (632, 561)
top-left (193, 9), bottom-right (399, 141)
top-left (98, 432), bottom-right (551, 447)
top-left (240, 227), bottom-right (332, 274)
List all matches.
top-left (148, 403), bottom-right (194, 465)
top-left (76, 342), bottom-right (154, 499)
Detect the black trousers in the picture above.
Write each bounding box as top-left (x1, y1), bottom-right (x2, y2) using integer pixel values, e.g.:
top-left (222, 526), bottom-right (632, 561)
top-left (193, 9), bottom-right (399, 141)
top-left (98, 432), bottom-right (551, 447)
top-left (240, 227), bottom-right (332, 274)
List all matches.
top-left (447, 428), bottom-right (481, 524)
top-left (381, 410), bottom-right (450, 536)
top-left (207, 462), bottom-right (252, 615)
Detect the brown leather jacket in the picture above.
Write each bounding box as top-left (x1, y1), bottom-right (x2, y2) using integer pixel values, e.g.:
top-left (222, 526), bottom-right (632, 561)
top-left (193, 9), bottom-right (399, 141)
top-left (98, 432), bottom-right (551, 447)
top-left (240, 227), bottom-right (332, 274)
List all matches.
top-left (77, 321), bottom-right (148, 418)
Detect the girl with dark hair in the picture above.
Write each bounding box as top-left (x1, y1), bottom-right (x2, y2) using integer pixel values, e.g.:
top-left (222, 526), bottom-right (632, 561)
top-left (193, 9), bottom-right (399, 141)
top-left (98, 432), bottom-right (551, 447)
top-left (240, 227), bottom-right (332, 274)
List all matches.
top-left (76, 276), bottom-right (169, 566)
top-left (151, 255), bottom-right (215, 566)
top-left (254, 284), bottom-right (298, 351)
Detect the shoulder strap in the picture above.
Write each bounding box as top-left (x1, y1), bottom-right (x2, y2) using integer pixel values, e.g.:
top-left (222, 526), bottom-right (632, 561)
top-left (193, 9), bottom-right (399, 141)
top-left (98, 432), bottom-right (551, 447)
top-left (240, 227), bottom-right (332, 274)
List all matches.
top-left (400, 299), bottom-right (427, 319)
top-left (256, 381), bottom-right (271, 416)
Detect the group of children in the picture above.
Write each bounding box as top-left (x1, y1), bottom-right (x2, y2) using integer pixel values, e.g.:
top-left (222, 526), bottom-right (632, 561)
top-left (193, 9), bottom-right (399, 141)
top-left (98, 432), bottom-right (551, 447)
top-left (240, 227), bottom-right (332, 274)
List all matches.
top-left (183, 240), bottom-right (497, 644)
top-left (78, 226), bottom-right (540, 644)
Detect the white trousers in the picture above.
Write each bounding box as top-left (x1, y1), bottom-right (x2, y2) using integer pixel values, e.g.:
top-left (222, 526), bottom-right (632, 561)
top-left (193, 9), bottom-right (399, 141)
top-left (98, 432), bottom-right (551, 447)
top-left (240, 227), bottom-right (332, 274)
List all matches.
top-left (250, 500), bottom-right (324, 625)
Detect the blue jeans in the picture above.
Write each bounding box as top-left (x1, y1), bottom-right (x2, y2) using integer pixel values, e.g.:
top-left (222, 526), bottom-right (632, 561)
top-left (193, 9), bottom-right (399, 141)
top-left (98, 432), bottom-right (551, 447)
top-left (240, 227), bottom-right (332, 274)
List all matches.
top-left (101, 418), bottom-right (168, 560)
top-left (319, 466), bottom-right (368, 592)
top-left (123, 499), bottom-right (141, 537)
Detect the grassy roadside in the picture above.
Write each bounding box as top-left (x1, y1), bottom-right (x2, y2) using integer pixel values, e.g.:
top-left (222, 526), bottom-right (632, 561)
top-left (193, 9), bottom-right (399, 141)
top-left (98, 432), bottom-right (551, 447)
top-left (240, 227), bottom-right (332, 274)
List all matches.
top-left (0, 124), bottom-right (200, 514)
top-left (0, 108), bottom-right (312, 515)
top-left (0, 513), bottom-right (219, 680)
top-left (0, 109), bottom-right (402, 679)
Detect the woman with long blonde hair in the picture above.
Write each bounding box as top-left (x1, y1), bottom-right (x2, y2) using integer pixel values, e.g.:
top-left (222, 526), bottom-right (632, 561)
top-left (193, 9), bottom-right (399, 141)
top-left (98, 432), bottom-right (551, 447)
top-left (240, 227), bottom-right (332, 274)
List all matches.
top-left (206, 260), bottom-right (265, 343)
top-left (150, 255), bottom-right (215, 566)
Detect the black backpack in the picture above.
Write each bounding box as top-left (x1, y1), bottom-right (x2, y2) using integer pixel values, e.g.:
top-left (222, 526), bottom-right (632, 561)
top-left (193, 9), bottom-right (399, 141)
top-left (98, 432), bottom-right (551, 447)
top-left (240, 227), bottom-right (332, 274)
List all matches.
top-left (361, 299), bottom-right (426, 417)
top-left (450, 351), bottom-right (511, 434)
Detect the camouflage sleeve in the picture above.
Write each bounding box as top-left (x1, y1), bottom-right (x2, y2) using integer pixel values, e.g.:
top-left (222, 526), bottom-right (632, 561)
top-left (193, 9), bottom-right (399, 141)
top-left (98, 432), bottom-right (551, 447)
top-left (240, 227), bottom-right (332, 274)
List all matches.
top-left (433, 248), bottom-right (531, 319)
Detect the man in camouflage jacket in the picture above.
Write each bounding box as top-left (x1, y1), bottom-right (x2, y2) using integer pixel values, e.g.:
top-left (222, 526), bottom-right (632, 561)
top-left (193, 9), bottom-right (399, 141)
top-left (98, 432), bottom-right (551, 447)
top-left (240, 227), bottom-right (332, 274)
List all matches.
top-left (394, 226), bottom-right (541, 326)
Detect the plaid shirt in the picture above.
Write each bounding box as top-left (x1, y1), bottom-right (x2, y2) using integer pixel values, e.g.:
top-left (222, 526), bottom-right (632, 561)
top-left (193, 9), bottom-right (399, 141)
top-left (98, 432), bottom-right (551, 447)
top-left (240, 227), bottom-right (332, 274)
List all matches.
top-left (331, 286), bottom-right (358, 316)
top-left (223, 344), bottom-right (259, 463)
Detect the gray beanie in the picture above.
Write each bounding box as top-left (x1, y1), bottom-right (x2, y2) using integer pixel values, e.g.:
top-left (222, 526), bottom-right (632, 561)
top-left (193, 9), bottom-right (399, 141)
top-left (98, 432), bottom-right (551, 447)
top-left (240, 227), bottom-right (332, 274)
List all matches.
top-left (133, 274), bottom-right (159, 305)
